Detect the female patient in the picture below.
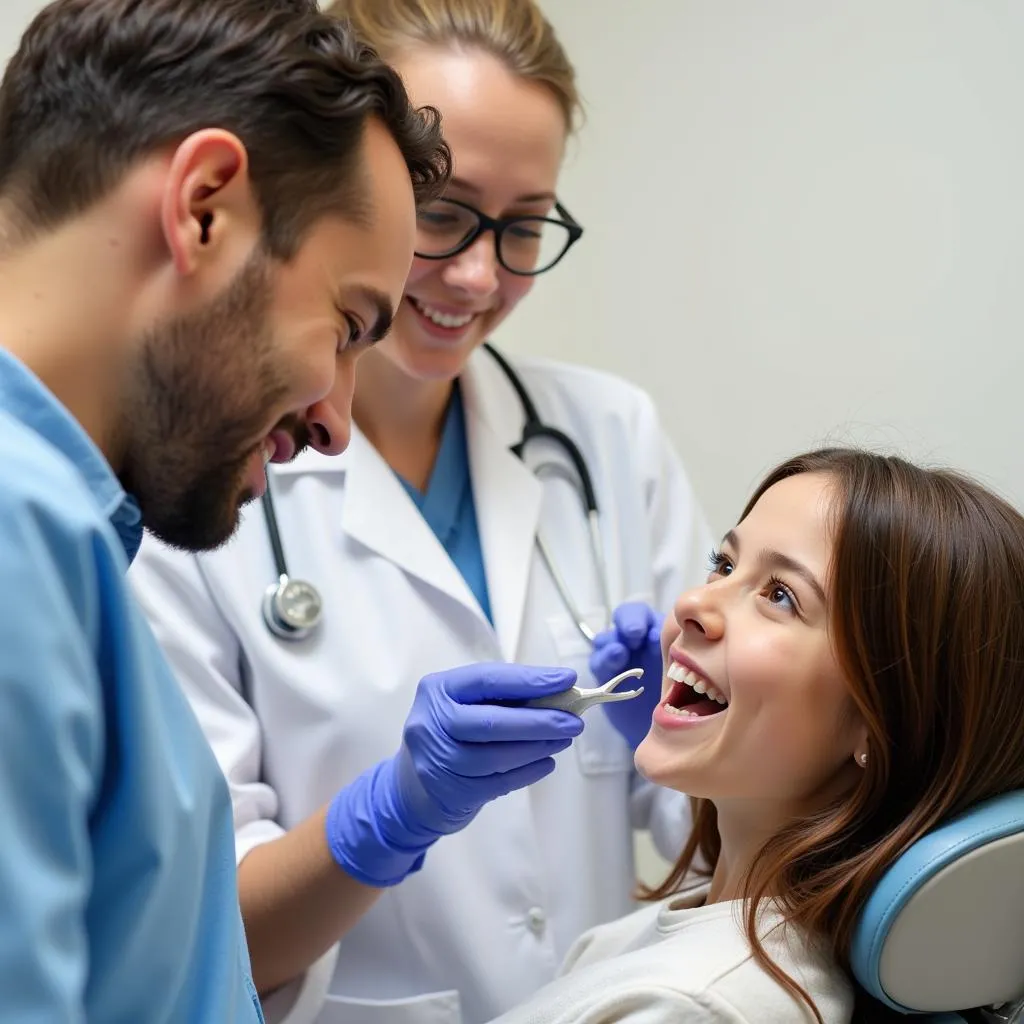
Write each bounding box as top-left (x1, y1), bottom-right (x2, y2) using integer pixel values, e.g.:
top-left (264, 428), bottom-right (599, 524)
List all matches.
top-left (495, 447), bottom-right (1024, 1024)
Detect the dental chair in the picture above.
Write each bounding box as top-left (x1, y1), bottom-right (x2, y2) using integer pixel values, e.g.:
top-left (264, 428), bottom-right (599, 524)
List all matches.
top-left (265, 790), bottom-right (1024, 1024)
top-left (851, 789), bottom-right (1024, 1023)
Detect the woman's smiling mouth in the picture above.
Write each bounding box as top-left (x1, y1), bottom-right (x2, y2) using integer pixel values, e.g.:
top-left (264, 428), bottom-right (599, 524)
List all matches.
top-left (659, 657), bottom-right (730, 721)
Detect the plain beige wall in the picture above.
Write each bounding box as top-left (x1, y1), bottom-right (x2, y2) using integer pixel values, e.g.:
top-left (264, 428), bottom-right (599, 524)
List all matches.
top-left (500, 0), bottom-right (1024, 539)
top-left (0, 2), bottom-right (41, 65)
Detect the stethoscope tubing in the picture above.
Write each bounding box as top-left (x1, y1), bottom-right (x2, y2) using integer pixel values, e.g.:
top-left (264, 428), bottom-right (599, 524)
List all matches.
top-left (261, 343), bottom-right (608, 644)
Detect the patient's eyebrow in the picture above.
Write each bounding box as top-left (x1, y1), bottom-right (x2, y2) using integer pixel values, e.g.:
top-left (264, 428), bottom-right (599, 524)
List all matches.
top-left (723, 529), bottom-right (827, 605)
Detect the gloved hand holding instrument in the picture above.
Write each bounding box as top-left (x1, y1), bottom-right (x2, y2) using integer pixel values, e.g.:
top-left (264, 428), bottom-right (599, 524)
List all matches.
top-left (326, 661), bottom-right (646, 888)
top-left (326, 663), bottom-right (588, 888)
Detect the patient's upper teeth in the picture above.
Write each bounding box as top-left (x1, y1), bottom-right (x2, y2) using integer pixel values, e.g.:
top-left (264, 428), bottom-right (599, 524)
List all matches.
top-left (669, 662), bottom-right (728, 702)
top-left (261, 439), bottom-right (274, 466)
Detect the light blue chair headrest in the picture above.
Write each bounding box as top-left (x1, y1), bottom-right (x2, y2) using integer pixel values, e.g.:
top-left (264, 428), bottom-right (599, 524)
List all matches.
top-left (851, 789), bottom-right (1024, 1019)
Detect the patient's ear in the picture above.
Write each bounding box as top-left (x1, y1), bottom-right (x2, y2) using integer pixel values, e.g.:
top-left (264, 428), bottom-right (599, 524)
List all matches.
top-left (853, 723), bottom-right (871, 769)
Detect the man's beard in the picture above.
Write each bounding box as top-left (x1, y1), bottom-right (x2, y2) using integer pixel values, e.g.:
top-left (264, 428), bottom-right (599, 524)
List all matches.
top-left (119, 249), bottom-right (306, 552)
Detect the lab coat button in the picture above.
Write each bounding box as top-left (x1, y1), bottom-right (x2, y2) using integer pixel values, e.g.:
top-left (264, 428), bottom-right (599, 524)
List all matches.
top-left (526, 906), bottom-right (546, 936)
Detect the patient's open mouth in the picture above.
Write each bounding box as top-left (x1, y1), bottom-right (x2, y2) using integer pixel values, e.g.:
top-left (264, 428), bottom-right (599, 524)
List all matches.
top-left (662, 661), bottom-right (729, 719)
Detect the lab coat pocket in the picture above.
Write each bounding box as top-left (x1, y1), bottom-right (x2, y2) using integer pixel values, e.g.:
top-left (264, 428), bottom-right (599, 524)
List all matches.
top-left (546, 610), bottom-right (634, 776)
top-left (318, 989), bottom-right (461, 1024)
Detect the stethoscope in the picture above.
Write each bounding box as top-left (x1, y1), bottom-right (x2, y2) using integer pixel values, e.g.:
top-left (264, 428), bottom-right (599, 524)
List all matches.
top-left (260, 342), bottom-right (610, 644)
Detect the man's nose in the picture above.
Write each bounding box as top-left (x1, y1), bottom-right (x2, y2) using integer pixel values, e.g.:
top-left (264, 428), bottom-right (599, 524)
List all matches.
top-left (304, 396), bottom-right (348, 457)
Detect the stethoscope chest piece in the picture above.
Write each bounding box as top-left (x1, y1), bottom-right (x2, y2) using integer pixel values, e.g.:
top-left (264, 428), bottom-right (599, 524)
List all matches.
top-left (262, 574), bottom-right (323, 641)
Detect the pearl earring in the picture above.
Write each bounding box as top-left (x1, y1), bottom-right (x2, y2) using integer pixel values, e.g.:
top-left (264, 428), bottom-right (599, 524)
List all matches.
top-left (857, 752), bottom-right (868, 766)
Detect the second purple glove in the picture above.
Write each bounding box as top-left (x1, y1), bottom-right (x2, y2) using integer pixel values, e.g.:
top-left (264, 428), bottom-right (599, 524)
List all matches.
top-left (589, 602), bottom-right (665, 750)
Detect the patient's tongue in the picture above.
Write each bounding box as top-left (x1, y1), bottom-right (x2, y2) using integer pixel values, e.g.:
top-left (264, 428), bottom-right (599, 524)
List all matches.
top-left (687, 697), bottom-right (723, 717)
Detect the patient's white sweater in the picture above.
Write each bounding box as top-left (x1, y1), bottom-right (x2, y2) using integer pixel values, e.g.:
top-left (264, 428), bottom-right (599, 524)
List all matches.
top-left (490, 880), bottom-right (853, 1024)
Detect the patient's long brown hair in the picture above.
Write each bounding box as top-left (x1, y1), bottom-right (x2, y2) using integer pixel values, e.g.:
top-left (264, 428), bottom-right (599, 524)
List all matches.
top-left (642, 448), bottom-right (1024, 1022)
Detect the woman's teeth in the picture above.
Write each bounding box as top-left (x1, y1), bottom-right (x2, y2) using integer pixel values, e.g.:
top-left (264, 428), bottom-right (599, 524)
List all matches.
top-left (261, 438), bottom-right (275, 466)
top-left (662, 703), bottom-right (704, 719)
top-left (666, 662), bottom-right (728, 705)
top-left (412, 299), bottom-right (475, 329)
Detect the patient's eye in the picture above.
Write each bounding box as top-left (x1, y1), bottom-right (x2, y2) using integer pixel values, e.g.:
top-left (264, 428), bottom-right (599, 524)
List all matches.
top-left (707, 548), bottom-right (733, 579)
top-left (764, 576), bottom-right (797, 613)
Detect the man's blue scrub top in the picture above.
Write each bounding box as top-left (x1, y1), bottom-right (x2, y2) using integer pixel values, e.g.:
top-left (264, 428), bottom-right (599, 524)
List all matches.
top-left (0, 349), bottom-right (263, 1022)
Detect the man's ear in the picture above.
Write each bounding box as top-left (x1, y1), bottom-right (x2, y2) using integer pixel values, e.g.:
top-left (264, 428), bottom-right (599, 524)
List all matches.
top-left (160, 129), bottom-right (259, 276)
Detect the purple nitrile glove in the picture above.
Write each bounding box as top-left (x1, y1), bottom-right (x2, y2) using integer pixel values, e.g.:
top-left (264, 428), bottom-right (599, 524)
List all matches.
top-left (589, 602), bottom-right (665, 750)
top-left (325, 662), bottom-right (581, 887)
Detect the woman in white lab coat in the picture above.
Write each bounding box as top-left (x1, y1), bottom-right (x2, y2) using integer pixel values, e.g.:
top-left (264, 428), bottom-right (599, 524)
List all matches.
top-left (129, 1), bottom-right (712, 1022)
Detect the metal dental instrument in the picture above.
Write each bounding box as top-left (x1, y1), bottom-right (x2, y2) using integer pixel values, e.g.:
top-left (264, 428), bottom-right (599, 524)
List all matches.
top-left (522, 667), bottom-right (645, 717)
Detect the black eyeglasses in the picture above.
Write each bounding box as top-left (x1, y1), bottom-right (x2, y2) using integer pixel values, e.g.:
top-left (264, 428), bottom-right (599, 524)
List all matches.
top-left (414, 198), bottom-right (584, 276)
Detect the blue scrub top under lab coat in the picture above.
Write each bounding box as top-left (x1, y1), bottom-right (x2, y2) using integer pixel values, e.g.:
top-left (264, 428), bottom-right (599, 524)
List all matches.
top-left (0, 350), bottom-right (263, 1022)
top-left (397, 381), bottom-right (494, 624)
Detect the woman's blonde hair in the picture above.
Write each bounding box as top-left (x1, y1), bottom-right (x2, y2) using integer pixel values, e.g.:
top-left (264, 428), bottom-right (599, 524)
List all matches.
top-left (322, 0), bottom-right (581, 132)
top-left (643, 448), bottom-right (1024, 1023)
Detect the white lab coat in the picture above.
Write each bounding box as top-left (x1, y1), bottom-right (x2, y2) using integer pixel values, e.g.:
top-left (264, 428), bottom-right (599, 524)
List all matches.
top-left (129, 349), bottom-right (714, 1024)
